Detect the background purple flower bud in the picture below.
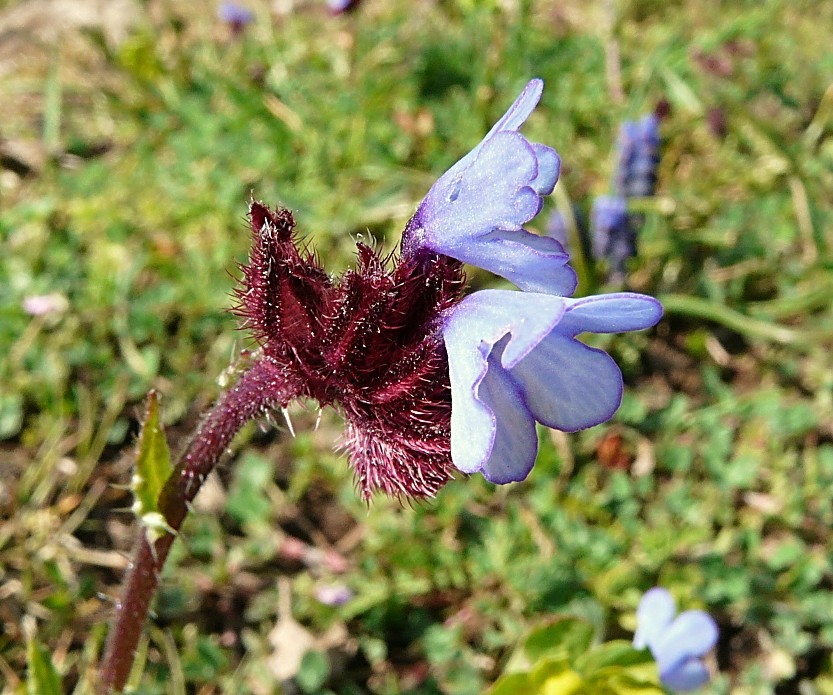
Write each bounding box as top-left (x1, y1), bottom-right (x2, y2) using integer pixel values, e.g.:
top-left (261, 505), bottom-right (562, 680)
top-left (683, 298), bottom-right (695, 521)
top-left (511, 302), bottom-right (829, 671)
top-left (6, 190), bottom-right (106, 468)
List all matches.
top-left (545, 205), bottom-right (586, 258)
top-left (634, 587), bottom-right (719, 692)
top-left (591, 195), bottom-right (635, 278)
top-left (707, 107), bottom-right (728, 139)
top-left (218, 2), bottom-right (254, 34)
top-left (314, 584), bottom-right (354, 606)
top-left (615, 114), bottom-right (661, 199)
top-left (22, 292), bottom-right (68, 317)
top-left (328, 0), bottom-right (362, 14)
top-left (654, 98), bottom-right (672, 120)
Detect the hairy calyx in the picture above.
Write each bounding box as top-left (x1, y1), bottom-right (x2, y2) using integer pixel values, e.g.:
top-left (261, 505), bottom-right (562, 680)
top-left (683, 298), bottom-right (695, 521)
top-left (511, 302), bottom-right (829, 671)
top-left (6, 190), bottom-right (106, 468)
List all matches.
top-left (234, 202), bottom-right (465, 499)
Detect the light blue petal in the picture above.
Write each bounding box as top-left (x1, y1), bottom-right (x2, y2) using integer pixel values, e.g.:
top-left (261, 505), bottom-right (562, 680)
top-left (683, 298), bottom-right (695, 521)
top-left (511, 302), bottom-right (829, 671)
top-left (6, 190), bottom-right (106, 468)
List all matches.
top-left (443, 290), bottom-right (566, 368)
top-left (415, 130), bottom-right (574, 295)
top-left (450, 228), bottom-right (578, 296)
top-left (560, 294), bottom-right (663, 335)
top-left (445, 327), bottom-right (494, 475)
top-left (530, 144), bottom-right (560, 195)
top-left (660, 658), bottom-right (711, 692)
top-left (431, 79), bottom-right (544, 199)
top-left (403, 80), bottom-right (567, 294)
top-left (419, 131), bottom-right (542, 249)
top-left (476, 340), bottom-right (539, 483)
top-left (654, 610), bottom-right (719, 663)
top-left (442, 291), bottom-right (566, 477)
top-left (634, 588), bottom-right (676, 650)
top-left (508, 329), bottom-right (623, 432)
top-left (480, 79), bottom-right (544, 143)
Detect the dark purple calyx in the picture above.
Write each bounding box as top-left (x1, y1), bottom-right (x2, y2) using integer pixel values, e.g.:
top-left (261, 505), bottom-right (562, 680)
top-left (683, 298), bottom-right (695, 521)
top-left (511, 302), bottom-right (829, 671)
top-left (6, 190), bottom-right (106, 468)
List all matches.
top-left (234, 202), bottom-right (466, 499)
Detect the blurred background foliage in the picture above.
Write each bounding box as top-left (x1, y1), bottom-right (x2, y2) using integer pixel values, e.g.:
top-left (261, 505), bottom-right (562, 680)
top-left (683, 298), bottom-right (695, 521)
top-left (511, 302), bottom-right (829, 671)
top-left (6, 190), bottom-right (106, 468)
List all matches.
top-left (1, 0), bottom-right (833, 692)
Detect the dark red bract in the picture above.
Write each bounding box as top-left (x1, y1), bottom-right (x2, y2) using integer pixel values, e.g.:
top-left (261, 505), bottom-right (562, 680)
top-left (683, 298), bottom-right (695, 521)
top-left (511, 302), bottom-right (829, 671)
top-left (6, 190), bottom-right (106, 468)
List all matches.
top-left (233, 202), bottom-right (466, 499)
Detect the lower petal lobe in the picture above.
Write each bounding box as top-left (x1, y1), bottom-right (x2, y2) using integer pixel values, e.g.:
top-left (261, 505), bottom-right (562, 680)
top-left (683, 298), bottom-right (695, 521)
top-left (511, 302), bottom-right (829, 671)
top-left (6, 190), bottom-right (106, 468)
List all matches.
top-left (660, 659), bottom-right (710, 692)
top-left (508, 329), bottom-right (623, 432)
top-left (476, 340), bottom-right (539, 483)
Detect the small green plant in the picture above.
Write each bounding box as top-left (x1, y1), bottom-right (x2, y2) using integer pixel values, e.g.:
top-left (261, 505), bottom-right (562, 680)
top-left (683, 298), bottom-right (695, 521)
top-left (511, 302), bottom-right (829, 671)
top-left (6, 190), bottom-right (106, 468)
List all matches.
top-left (97, 79), bottom-right (667, 693)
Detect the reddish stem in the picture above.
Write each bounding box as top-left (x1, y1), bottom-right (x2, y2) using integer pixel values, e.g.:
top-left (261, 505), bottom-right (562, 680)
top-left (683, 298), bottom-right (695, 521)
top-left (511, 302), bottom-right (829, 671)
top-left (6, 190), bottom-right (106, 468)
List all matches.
top-left (98, 359), bottom-right (298, 693)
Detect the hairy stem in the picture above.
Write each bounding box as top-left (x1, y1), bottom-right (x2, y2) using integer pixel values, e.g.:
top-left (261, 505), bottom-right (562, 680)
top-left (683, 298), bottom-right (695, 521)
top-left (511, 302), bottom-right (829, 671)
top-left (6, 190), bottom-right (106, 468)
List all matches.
top-left (98, 358), bottom-right (298, 693)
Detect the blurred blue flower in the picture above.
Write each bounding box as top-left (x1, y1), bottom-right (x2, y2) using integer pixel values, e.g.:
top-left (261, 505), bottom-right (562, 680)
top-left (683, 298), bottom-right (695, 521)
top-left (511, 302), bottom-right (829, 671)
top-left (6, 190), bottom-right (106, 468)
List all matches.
top-left (615, 113), bottom-right (661, 198)
top-left (634, 588), bottom-right (719, 692)
top-left (592, 113), bottom-right (659, 279)
top-left (402, 79), bottom-right (576, 297)
top-left (218, 2), bottom-right (253, 33)
top-left (546, 205), bottom-right (588, 259)
top-left (591, 195), bottom-right (635, 278)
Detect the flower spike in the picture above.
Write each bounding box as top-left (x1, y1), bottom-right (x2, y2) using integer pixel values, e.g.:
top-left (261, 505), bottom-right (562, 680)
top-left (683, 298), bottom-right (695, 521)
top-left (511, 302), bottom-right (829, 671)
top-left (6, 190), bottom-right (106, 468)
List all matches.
top-left (615, 113), bottom-right (661, 199)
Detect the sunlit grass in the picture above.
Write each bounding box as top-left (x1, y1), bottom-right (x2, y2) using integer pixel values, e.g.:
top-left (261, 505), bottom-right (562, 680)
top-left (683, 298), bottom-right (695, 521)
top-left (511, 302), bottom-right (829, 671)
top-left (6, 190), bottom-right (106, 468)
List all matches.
top-left (2, 0), bottom-right (833, 692)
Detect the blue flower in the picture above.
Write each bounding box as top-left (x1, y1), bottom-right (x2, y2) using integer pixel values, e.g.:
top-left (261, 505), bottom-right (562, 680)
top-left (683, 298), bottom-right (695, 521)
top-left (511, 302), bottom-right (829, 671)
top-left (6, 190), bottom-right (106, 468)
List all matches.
top-left (441, 290), bottom-right (661, 482)
top-left (402, 79), bottom-right (576, 297)
top-left (314, 584), bottom-right (354, 606)
top-left (634, 588), bottom-right (719, 692)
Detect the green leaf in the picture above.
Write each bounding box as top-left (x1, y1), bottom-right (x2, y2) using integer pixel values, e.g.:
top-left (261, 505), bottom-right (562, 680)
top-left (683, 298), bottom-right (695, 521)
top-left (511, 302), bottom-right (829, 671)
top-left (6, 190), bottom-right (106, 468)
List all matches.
top-left (0, 391), bottom-right (23, 439)
top-left (523, 618), bottom-right (595, 665)
top-left (131, 390), bottom-right (174, 543)
top-left (490, 660), bottom-right (584, 695)
top-left (297, 650), bottom-right (330, 693)
top-left (26, 629), bottom-right (63, 695)
top-left (226, 453), bottom-right (274, 526)
top-left (584, 666), bottom-right (665, 695)
top-left (576, 641), bottom-right (654, 675)
top-left (488, 672), bottom-right (533, 695)
top-left (658, 67), bottom-right (703, 114)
